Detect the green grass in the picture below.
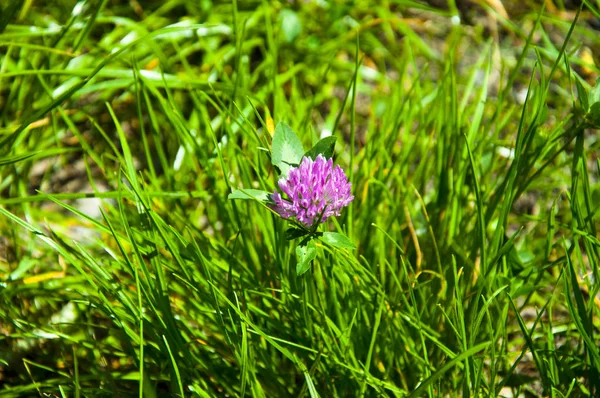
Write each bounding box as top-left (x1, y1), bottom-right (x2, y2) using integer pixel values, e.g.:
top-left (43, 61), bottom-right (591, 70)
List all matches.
top-left (1, 0), bottom-right (600, 396)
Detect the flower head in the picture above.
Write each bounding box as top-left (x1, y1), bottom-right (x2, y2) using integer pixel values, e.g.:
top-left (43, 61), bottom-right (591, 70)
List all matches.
top-left (271, 154), bottom-right (354, 228)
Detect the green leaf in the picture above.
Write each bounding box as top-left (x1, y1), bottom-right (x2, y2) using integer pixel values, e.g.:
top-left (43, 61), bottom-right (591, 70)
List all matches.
top-left (228, 189), bottom-right (272, 203)
top-left (271, 122), bottom-right (304, 175)
top-left (286, 227), bottom-right (309, 240)
top-left (279, 9), bottom-right (302, 43)
top-left (304, 136), bottom-right (337, 160)
top-left (296, 238), bottom-right (317, 276)
top-left (589, 76), bottom-right (600, 105)
top-left (320, 232), bottom-right (356, 249)
top-left (589, 102), bottom-right (600, 127)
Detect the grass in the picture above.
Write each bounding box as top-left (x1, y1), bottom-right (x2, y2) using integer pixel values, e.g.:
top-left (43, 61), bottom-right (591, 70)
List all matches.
top-left (1, 0), bottom-right (600, 396)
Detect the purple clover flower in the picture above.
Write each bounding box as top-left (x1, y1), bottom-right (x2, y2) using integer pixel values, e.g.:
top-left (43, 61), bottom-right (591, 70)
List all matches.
top-left (271, 154), bottom-right (354, 228)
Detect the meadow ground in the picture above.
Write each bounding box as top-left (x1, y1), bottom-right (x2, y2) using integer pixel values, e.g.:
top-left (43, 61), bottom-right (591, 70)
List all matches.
top-left (1, 0), bottom-right (600, 396)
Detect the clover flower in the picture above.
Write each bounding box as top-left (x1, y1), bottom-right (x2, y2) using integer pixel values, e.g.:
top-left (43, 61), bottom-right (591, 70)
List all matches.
top-left (271, 154), bottom-right (354, 228)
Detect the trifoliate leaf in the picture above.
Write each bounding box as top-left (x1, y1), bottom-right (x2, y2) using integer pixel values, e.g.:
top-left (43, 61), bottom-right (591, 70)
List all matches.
top-left (286, 227), bottom-right (309, 240)
top-left (271, 122), bottom-right (304, 176)
top-left (296, 238), bottom-right (317, 276)
top-left (305, 136), bottom-right (336, 160)
top-left (320, 232), bottom-right (356, 249)
top-left (228, 189), bottom-right (272, 203)
top-left (589, 76), bottom-right (600, 105)
top-left (589, 102), bottom-right (600, 127)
